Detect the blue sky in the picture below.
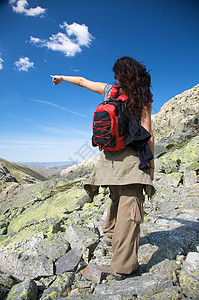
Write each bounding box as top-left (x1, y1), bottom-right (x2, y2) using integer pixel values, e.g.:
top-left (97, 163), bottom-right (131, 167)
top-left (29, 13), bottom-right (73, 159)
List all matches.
top-left (0, 0), bottom-right (199, 163)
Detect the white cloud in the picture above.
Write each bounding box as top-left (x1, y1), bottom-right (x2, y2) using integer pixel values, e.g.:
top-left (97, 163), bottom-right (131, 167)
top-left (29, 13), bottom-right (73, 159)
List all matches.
top-left (0, 57), bottom-right (3, 70)
top-left (30, 22), bottom-right (93, 57)
top-left (60, 22), bottom-right (92, 46)
top-left (14, 57), bottom-right (34, 71)
top-left (9, 0), bottom-right (46, 17)
top-left (25, 6), bottom-right (45, 16)
top-left (38, 124), bottom-right (89, 137)
top-left (30, 33), bottom-right (81, 57)
top-left (30, 98), bottom-right (88, 118)
top-left (30, 36), bottom-right (42, 45)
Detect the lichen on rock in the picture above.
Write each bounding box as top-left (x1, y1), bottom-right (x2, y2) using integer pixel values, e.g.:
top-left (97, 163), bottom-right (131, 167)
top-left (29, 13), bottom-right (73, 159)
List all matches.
top-left (5, 279), bottom-right (38, 300)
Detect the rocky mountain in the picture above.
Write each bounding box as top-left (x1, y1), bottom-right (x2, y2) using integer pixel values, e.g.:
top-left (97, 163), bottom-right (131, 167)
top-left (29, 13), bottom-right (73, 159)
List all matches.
top-left (0, 158), bottom-right (47, 193)
top-left (152, 83), bottom-right (199, 142)
top-left (0, 84), bottom-right (199, 299)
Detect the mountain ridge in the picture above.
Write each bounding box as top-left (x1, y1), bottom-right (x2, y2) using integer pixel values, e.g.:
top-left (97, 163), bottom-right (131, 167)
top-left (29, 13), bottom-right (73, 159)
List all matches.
top-left (0, 157), bottom-right (47, 193)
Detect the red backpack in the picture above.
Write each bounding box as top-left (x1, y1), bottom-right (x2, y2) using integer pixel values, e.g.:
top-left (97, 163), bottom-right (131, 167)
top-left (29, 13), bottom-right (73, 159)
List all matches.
top-left (92, 86), bottom-right (128, 151)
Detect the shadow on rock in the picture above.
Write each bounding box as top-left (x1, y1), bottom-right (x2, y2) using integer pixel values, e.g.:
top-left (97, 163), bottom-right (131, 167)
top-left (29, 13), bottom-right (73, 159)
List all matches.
top-left (140, 218), bottom-right (199, 271)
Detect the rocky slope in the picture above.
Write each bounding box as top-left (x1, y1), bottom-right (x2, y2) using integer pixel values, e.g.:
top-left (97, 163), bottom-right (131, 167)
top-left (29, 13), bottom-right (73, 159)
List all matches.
top-left (0, 85), bottom-right (199, 299)
top-left (152, 83), bottom-right (199, 142)
top-left (0, 158), bottom-right (47, 193)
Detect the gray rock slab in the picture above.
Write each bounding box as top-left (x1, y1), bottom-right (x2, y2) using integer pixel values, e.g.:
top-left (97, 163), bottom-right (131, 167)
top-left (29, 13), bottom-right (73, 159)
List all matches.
top-left (149, 259), bottom-right (177, 280)
top-left (138, 243), bottom-right (158, 265)
top-left (33, 280), bottom-right (45, 293)
top-left (40, 272), bottom-right (74, 300)
top-left (94, 274), bottom-right (173, 297)
top-left (36, 234), bottom-right (70, 262)
top-left (65, 225), bottom-right (99, 251)
top-left (89, 262), bottom-right (113, 284)
top-left (0, 251), bottom-right (53, 281)
top-left (147, 227), bottom-right (197, 266)
top-left (65, 225), bottom-right (99, 262)
top-left (184, 170), bottom-right (197, 186)
top-left (58, 295), bottom-right (124, 299)
top-left (38, 275), bottom-right (56, 289)
top-left (179, 252), bottom-right (199, 298)
top-left (138, 286), bottom-right (181, 300)
top-left (57, 296), bottom-right (122, 300)
top-left (55, 250), bottom-right (82, 274)
top-left (5, 279), bottom-right (38, 300)
top-left (92, 240), bottom-right (113, 261)
top-left (80, 262), bottom-right (113, 284)
top-left (88, 256), bottom-right (112, 268)
top-left (0, 272), bottom-right (16, 288)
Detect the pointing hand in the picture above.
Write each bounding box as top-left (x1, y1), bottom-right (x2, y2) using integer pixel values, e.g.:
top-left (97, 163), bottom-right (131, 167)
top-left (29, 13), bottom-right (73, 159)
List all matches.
top-left (50, 75), bottom-right (63, 85)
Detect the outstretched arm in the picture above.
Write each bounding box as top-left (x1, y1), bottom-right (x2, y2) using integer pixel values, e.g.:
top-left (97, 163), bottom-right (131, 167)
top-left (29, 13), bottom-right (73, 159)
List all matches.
top-left (51, 75), bottom-right (107, 96)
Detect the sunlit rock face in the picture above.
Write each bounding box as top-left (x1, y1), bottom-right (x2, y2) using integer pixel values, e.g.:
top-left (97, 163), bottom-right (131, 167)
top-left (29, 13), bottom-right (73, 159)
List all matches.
top-left (152, 83), bottom-right (199, 142)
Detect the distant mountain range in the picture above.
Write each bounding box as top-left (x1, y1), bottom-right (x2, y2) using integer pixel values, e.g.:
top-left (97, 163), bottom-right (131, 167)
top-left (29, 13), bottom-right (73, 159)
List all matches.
top-left (15, 161), bottom-right (75, 177)
top-left (15, 161), bottom-right (74, 169)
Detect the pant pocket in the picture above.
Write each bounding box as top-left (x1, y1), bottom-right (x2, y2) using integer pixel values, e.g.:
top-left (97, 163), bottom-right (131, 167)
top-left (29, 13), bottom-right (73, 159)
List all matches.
top-left (131, 196), bottom-right (144, 224)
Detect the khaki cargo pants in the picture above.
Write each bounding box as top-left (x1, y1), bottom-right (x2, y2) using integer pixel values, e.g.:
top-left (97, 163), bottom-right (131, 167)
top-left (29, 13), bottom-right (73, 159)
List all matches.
top-left (103, 184), bottom-right (144, 274)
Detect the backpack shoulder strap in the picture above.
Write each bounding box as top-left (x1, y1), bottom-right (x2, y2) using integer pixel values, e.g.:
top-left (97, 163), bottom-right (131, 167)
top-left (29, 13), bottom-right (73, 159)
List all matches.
top-left (109, 85), bottom-right (118, 98)
top-left (109, 85), bottom-right (128, 101)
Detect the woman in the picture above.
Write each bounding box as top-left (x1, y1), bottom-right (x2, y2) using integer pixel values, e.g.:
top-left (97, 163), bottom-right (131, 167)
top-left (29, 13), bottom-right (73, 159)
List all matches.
top-left (51, 56), bottom-right (155, 280)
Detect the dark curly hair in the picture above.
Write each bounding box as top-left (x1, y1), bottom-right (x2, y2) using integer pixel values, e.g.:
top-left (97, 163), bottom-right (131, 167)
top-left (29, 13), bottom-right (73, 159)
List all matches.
top-left (113, 56), bottom-right (153, 118)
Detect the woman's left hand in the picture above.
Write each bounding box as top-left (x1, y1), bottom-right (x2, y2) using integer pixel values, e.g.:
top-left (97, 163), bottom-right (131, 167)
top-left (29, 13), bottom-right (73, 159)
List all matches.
top-left (149, 167), bottom-right (154, 181)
